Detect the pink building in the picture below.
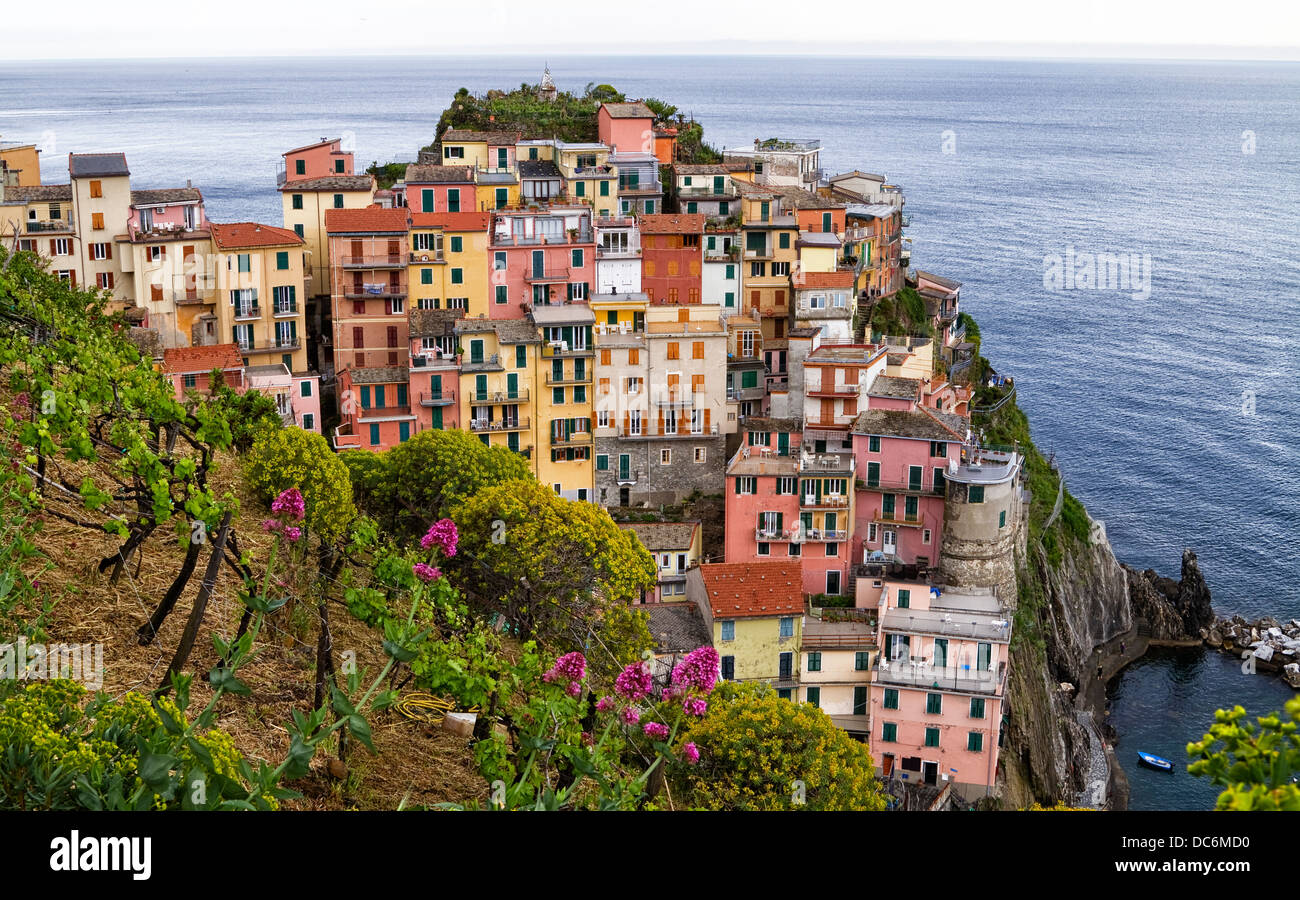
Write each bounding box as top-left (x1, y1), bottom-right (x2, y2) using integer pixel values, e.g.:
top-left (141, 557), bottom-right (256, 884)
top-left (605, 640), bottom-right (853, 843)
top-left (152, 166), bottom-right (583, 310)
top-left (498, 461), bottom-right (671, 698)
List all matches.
top-left (280, 138), bottom-right (355, 186)
top-left (596, 102), bottom-right (656, 154)
top-left (408, 307), bottom-right (460, 433)
top-left (488, 205), bottom-right (595, 320)
top-left (246, 364), bottom-right (322, 434)
top-left (334, 365), bottom-right (414, 451)
top-left (858, 565), bottom-right (1010, 800)
top-left (851, 407), bottom-right (967, 569)
top-left (325, 206), bottom-right (411, 375)
top-left (405, 164), bottom-right (475, 215)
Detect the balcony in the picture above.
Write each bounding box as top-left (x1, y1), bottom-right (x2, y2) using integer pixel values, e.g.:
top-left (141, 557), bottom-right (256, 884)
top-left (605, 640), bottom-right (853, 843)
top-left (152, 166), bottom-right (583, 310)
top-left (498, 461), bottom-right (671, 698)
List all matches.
top-left (409, 251), bottom-right (445, 264)
top-left (807, 384), bottom-right (858, 398)
top-left (860, 477), bottom-right (944, 496)
top-left (873, 659), bottom-right (1007, 695)
top-left (469, 387), bottom-right (529, 404)
top-left (525, 267), bottom-right (571, 283)
top-left (462, 353), bottom-right (502, 373)
top-left (356, 404), bottom-right (413, 419)
top-left (544, 370), bottom-right (593, 386)
top-left (419, 390), bottom-right (456, 407)
top-left (341, 255), bottom-right (404, 269)
top-left (469, 417), bottom-right (530, 433)
top-left (756, 527), bottom-right (848, 543)
top-left (26, 218), bottom-right (75, 234)
top-left (873, 511), bottom-right (925, 528)
top-left (233, 305), bottom-right (261, 321)
top-left (343, 288), bottom-right (405, 300)
top-left (550, 431), bottom-right (593, 448)
top-left (726, 385), bottom-right (766, 403)
top-left (272, 338), bottom-right (301, 350)
top-left (800, 494), bottom-right (850, 510)
top-left (541, 342), bottom-right (594, 359)
top-left (653, 390), bottom-right (702, 408)
top-left (273, 304), bottom-right (298, 318)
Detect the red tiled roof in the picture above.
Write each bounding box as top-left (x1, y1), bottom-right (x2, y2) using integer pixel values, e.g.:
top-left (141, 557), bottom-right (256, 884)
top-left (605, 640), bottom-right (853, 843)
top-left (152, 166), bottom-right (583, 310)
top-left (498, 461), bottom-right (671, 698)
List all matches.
top-left (162, 343), bottom-right (243, 375)
top-left (699, 561), bottom-right (804, 618)
top-left (793, 270), bottom-right (856, 289)
top-left (324, 206), bottom-right (410, 234)
top-left (409, 211), bottom-right (491, 232)
top-left (638, 212), bottom-right (707, 234)
top-left (210, 222), bottom-right (303, 249)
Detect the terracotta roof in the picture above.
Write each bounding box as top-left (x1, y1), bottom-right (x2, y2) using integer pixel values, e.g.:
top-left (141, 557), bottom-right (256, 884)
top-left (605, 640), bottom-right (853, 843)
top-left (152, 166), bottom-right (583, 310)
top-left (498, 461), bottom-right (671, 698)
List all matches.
top-left (441, 129), bottom-right (521, 145)
top-left (638, 212), bottom-right (706, 234)
top-left (409, 211), bottom-right (491, 232)
top-left (4, 184), bottom-right (72, 202)
top-left (278, 175), bottom-right (374, 193)
top-left (850, 406), bottom-right (967, 441)
top-left (325, 206), bottom-right (409, 234)
top-left (68, 152), bottom-right (129, 178)
top-left (131, 188), bottom-right (201, 205)
top-left (601, 101), bottom-right (655, 119)
top-left (162, 343), bottom-right (243, 375)
top-left (699, 561), bottom-right (804, 619)
top-left (622, 521), bottom-right (700, 552)
top-left (210, 222), bottom-right (303, 249)
top-left (793, 270), bottom-right (855, 290)
top-left (405, 164), bottom-right (474, 184)
top-left (282, 138), bottom-right (340, 156)
top-left (647, 603), bottom-right (712, 654)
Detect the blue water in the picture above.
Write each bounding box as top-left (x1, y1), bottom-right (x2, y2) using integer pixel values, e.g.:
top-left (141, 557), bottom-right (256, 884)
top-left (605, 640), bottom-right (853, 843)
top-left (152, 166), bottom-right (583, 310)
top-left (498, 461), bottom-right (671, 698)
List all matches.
top-left (3, 55), bottom-right (1297, 807)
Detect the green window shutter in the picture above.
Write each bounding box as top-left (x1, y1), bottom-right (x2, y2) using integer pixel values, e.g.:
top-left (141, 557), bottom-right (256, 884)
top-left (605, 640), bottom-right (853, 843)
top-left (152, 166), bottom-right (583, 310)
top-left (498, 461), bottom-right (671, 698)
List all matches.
top-left (333, 194), bottom-right (343, 208)
top-left (855, 651), bottom-right (869, 670)
top-left (806, 687), bottom-right (820, 708)
top-left (596, 455), bottom-right (608, 471)
top-left (968, 485), bottom-right (985, 503)
top-left (719, 201), bottom-right (728, 215)
top-left (779, 232), bottom-right (790, 249)
top-left (970, 698), bottom-right (985, 719)
top-left (494, 284), bottom-right (506, 304)
top-left (926, 693), bottom-right (942, 715)
top-left (882, 723), bottom-right (897, 742)
top-left (399, 421), bottom-right (410, 442)
top-left (686, 202), bottom-right (697, 214)
top-left (374, 385), bottom-right (385, 408)
top-left (925, 728), bottom-right (940, 748)
top-left (778, 432), bottom-right (789, 456)
top-left (495, 188), bottom-right (507, 208)
top-left (451, 268), bottom-right (463, 284)
top-left (822, 212), bottom-right (832, 232)
top-left (276, 251), bottom-right (288, 270)
top-left (869, 435), bottom-right (881, 453)
top-left (999, 510), bottom-right (1007, 528)
top-left (599, 180), bottom-right (609, 197)
top-left (882, 494), bottom-right (895, 516)
top-left (575, 181), bottom-right (585, 197)
top-left (571, 248), bottom-right (582, 267)
top-left (294, 224), bottom-right (304, 238)
top-left (292, 194), bottom-right (303, 210)
top-left (807, 652), bottom-right (821, 672)
top-left (448, 190), bottom-right (460, 212)
top-left (968, 732), bottom-right (983, 752)
top-left (431, 407), bottom-right (442, 429)
top-left (897, 588), bottom-right (910, 608)
top-left (422, 189), bottom-right (434, 213)
top-left (295, 159), bottom-right (305, 175)
top-left (515, 345), bottom-right (526, 368)
top-left (397, 384), bottom-right (407, 407)
top-left (867, 461), bottom-right (880, 487)
top-left (724, 291), bottom-right (735, 307)
top-left (853, 687), bottom-right (868, 716)
top-left (450, 236), bottom-right (462, 253)
top-left (301, 380), bottom-right (312, 398)
top-left (422, 268), bottom-right (433, 285)
top-left (884, 688), bottom-right (898, 710)
top-left (734, 477), bottom-right (741, 495)
top-left (369, 424), bottom-right (380, 445)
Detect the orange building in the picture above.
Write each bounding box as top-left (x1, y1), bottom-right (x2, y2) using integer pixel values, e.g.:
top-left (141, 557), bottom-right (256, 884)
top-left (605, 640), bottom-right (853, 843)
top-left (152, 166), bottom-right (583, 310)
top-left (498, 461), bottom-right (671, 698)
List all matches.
top-left (639, 213), bottom-right (705, 306)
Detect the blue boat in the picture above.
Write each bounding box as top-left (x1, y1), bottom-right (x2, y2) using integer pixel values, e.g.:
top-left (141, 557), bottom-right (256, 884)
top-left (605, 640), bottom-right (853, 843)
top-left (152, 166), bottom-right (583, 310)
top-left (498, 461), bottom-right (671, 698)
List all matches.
top-left (1137, 751), bottom-right (1173, 772)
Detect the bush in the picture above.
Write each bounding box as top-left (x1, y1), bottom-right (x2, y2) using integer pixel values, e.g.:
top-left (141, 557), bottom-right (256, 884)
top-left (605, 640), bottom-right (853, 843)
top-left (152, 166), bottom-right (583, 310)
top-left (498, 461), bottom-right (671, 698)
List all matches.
top-left (245, 427), bottom-right (355, 540)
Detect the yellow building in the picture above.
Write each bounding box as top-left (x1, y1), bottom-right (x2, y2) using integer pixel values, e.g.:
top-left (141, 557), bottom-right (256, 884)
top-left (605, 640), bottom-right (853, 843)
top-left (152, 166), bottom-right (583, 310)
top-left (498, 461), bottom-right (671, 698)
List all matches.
top-left (736, 182), bottom-right (798, 350)
top-left (589, 290), bottom-right (647, 334)
top-left (554, 142), bottom-right (618, 219)
top-left (409, 211), bottom-right (492, 318)
top-left (533, 304), bottom-right (596, 502)
top-left (689, 560), bottom-right (804, 688)
top-left (0, 140), bottom-right (42, 187)
top-left (280, 174), bottom-right (376, 298)
top-left (438, 129), bottom-right (521, 171)
top-left (210, 222), bottom-right (309, 373)
top-left (454, 318), bottom-right (539, 461)
top-left (3, 184), bottom-right (80, 286)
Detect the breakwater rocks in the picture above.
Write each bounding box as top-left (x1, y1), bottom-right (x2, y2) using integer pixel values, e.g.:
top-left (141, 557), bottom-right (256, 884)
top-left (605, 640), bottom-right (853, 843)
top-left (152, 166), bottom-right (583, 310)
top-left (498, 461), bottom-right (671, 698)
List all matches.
top-left (1206, 616), bottom-right (1300, 689)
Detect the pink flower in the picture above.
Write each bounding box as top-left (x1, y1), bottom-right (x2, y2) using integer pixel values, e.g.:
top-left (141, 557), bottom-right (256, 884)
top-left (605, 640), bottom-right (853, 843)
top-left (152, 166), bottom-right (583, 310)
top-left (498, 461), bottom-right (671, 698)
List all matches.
top-left (672, 646), bottom-right (720, 694)
top-left (542, 651), bottom-right (586, 685)
top-left (614, 661), bottom-right (653, 701)
top-left (595, 695), bottom-right (615, 712)
top-left (420, 518), bottom-right (459, 557)
top-left (261, 518), bottom-right (281, 533)
top-left (283, 526), bottom-right (302, 543)
top-left (566, 681), bottom-right (582, 698)
top-left (271, 488), bottom-right (305, 522)
top-left (621, 707), bottom-right (641, 726)
top-left (683, 696), bottom-right (708, 717)
top-left (413, 563), bottom-right (441, 582)
top-left (642, 721), bottom-right (670, 741)
top-left (682, 742), bottom-right (700, 765)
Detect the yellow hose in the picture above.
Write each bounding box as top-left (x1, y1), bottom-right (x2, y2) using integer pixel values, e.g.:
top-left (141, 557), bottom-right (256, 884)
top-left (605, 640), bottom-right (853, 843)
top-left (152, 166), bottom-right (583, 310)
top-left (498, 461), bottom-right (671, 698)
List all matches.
top-left (392, 691), bottom-right (480, 725)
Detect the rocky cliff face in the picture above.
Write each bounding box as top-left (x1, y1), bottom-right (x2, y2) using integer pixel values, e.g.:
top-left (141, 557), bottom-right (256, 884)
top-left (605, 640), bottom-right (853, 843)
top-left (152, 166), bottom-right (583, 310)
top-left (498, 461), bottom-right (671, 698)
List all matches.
top-left (1000, 525), bottom-right (1211, 807)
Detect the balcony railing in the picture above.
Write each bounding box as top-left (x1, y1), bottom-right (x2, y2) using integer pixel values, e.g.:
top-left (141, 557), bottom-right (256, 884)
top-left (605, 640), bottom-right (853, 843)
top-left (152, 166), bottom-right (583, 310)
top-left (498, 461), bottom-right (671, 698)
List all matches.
top-left (409, 251), bottom-right (445, 264)
top-left (469, 417), bottom-right (530, 433)
top-left (462, 353), bottom-right (502, 372)
top-left (469, 388), bottom-right (529, 403)
top-left (273, 304), bottom-right (298, 317)
top-left (541, 342), bottom-right (594, 358)
top-left (357, 404), bottom-right (412, 419)
top-left (341, 255), bottom-right (404, 269)
top-left (801, 494), bottom-right (850, 509)
top-left (26, 218), bottom-right (75, 233)
top-left (343, 288), bottom-right (405, 300)
top-left (273, 338), bottom-right (301, 350)
top-left (755, 528), bottom-right (848, 543)
top-left (874, 659), bottom-right (1007, 695)
top-left (807, 385), bottom-right (858, 398)
top-left (525, 267), bottom-right (571, 283)
top-left (233, 306), bottom-right (261, 321)
top-left (860, 477), bottom-right (944, 495)
top-left (544, 370), bottom-right (593, 386)
top-left (419, 390), bottom-right (456, 406)
top-left (873, 511), bottom-right (925, 527)
top-left (550, 431), bottom-right (593, 447)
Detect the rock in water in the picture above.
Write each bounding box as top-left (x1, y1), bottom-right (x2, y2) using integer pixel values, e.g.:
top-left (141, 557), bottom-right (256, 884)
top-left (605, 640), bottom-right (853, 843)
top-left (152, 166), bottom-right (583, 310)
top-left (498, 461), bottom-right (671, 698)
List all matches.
top-left (1176, 549), bottom-right (1214, 636)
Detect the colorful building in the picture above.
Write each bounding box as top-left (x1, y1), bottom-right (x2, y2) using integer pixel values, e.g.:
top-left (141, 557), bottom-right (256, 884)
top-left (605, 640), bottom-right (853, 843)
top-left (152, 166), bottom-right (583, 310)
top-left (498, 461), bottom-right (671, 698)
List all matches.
top-left (688, 560), bottom-right (804, 688)
top-left (117, 186), bottom-right (211, 348)
top-left (279, 139), bottom-right (375, 299)
top-left (209, 222), bottom-right (309, 374)
top-left (408, 211), bottom-right (491, 319)
top-left (69, 152), bottom-right (132, 309)
top-left (596, 101), bottom-right (655, 155)
top-left (801, 615), bottom-right (877, 737)
top-left (454, 317), bottom-right (538, 459)
top-left (621, 521), bottom-right (703, 602)
top-left (640, 213), bottom-right (705, 305)
top-left (325, 206), bottom-right (411, 376)
top-left (408, 307), bottom-right (461, 434)
top-left (488, 204), bottom-right (594, 319)
top-left (534, 304), bottom-right (596, 501)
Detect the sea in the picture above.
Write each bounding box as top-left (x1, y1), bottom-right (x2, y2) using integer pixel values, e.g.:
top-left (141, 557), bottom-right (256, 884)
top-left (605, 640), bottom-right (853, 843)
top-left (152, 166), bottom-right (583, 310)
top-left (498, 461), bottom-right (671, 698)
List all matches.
top-left (2, 54), bottom-right (1297, 810)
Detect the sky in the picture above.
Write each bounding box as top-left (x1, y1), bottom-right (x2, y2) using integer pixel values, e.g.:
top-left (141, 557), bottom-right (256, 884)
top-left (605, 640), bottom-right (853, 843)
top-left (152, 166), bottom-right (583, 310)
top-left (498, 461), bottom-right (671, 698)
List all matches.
top-left (1, 0), bottom-right (1297, 61)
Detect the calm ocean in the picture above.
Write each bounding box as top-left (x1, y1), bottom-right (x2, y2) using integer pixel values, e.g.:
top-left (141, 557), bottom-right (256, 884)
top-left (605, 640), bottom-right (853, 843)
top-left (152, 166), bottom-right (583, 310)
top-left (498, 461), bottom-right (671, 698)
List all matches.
top-left (2, 54), bottom-right (1297, 809)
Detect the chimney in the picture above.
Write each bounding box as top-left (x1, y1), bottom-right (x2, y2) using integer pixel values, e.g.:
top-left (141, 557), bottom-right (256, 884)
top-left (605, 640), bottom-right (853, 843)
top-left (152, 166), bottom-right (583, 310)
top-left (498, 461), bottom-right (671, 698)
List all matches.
top-left (186, 179), bottom-right (192, 188)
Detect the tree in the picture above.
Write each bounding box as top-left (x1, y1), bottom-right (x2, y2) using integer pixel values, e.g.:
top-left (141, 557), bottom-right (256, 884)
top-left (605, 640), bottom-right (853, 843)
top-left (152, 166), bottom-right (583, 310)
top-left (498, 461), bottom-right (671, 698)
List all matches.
top-left (642, 97), bottom-right (678, 122)
top-left (452, 478), bottom-right (654, 674)
top-left (678, 682), bottom-right (887, 810)
top-left (1188, 696), bottom-right (1300, 810)
top-left (244, 427), bottom-right (355, 541)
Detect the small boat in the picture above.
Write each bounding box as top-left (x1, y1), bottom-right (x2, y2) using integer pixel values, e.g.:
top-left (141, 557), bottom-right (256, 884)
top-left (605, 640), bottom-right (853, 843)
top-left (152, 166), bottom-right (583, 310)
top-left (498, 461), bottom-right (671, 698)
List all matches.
top-left (1137, 751), bottom-right (1173, 772)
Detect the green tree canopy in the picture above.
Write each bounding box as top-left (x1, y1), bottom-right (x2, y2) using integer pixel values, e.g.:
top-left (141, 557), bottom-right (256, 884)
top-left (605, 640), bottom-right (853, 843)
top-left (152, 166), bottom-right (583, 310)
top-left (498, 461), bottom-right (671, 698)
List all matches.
top-left (679, 681), bottom-right (888, 810)
top-left (245, 427), bottom-right (355, 540)
top-left (1188, 695), bottom-right (1300, 810)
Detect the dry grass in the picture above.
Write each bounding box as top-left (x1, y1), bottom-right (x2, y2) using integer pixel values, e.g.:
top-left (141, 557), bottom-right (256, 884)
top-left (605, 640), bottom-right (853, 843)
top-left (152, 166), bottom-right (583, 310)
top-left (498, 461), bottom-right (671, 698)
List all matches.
top-left (30, 450), bottom-right (488, 810)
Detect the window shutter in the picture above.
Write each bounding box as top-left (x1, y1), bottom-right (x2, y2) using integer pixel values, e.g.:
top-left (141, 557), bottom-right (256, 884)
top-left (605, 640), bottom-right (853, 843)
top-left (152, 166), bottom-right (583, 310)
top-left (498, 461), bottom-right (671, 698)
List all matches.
top-left (704, 409), bottom-right (710, 430)
top-left (734, 477), bottom-right (741, 495)
top-left (48, 239), bottom-right (56, 255)
top-left (623, 411), bottom-right (630, 434)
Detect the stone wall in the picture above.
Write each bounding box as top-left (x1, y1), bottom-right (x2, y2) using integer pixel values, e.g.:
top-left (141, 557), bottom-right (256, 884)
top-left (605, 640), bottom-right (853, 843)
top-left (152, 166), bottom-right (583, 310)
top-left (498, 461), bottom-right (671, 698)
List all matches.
top-left (595, 436), bottom-right (726, 507)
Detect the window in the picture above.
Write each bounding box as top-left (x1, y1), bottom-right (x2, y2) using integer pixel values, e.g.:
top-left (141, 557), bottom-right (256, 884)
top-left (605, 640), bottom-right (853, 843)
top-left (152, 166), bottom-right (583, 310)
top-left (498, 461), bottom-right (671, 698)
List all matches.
top-left (276, 251), bottom-right (289, 270)
top-left (294, 224), bottom-right (304, 238)
top-left (779, 232), bottom-right (790, 250)
top-left (571, 248), bottom-right (583, 267)
top-left (335, 159), bottom-right (345, 173)
top-left (806, 687), bottom-right (820, 708)
top-left (779, 617), bottom-right (794, 638)
top-left (854, 651), bottom-right (870, 671)
top-left (807, 651), bottom-right (822, 672)
top-left (721, 655), bottom-right (735, 680)
top-left (868, 435), bottom-right (881, 453)
top-left (495, 284), bottom-right (508, 304)
top-left (897, 588), bottom-right (910, 609)
top-left (295, 159), bottom-right (306, 176)
top-left (882, 723), bottom-right (897, 743)
top-left (516, 345), bottom-right (527, 368)
top-left (926, 693), bottom-right (942, 715)
top-left (369, 424), bottom-right (380, 446)
top-left (734, 476), bottom-right (756, 495)
top-left (575, 181), bottom-right (585, 198)
top-left (451, 268), bottom-right (463, 284)
top-left (771, 261), bottom-right (789, 276)
top-left (447, 190), bottom-right (461, 213)
top-left (89, 179), bottom-right (103, 198)
top-left (999, 510), bottom-right (1007, 528)
top-left (182, 374), bottom-right (197, 389)
top-left (721, 620), bottom-right (735, 642)
top-left (970, 698), bottom-right (986, 719)
top-left (302, 414), bottom-right (314, 430)
top-left (883, 688), bottom-right (899, 710)
top-left (756, 541), bottom-right (770, 556)
top-left (666, 342), bottom-right (679, 360)
top-left (968, 732), bottom-right (984, 753)
top-left (333, 194), bottom-right (344, 208)
top-left (788, 542), bottom-right (801, 557)
top-left (930, 440), bottom-right (947, 458)
top-left (552, 387), bottom-right (564, 405)
top-left (925, 728), bottom-right (940, 748)
top-left (596, 454), bottom-right (608, 471)
top-left (292, 193), bottom-right (303, 210)
top-left (450, 236), bottom-right (462, 253)
top-left (923, 528), bottom-right (932, 545)
top-left (91, 213), bottom-right (104, 230)
top-left (968, 485), bottom-right (985, 503)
